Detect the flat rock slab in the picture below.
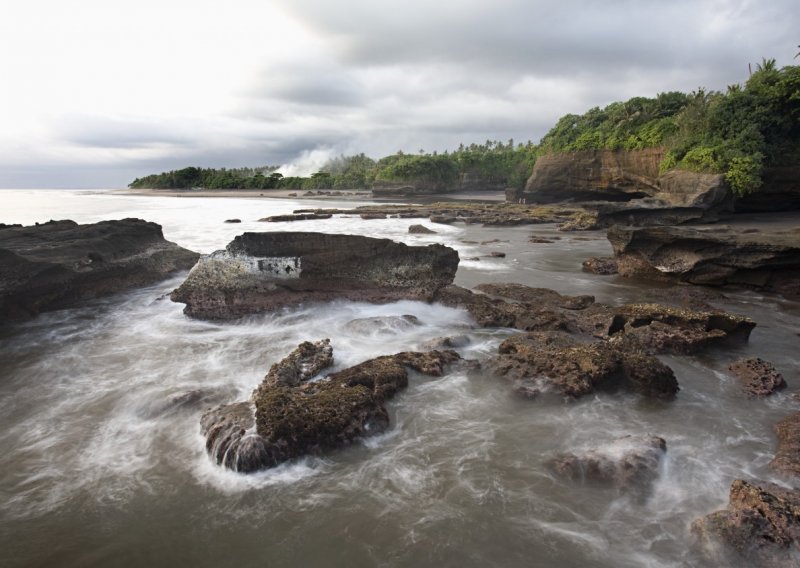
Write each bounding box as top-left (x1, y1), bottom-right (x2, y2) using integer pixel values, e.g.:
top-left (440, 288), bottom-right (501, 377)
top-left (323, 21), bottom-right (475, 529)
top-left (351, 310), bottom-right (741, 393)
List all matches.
top-left (171, 232), bottom-right (459, 319)
top-left (771, 411), bottom-right (800, 478)
top-left (0, 219), bottom-right (199, 322)
top-left (608, 223), bottom-right (800, 298)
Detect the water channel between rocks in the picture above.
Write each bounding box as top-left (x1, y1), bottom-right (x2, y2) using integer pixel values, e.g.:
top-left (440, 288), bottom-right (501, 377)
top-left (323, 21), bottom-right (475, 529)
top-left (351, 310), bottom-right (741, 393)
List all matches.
top-left (0, 190), bottom-right (798, 568)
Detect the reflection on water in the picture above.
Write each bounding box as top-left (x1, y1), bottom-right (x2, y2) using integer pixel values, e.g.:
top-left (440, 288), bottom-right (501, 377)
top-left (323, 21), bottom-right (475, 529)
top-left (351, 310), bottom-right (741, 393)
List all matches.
top-left (0, 190), bottom-right (798, 567)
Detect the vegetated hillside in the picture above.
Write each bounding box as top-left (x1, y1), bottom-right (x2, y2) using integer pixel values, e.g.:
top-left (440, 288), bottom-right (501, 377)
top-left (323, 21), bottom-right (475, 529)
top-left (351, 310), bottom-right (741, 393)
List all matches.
top-left (539, 60), bottom-right (800, 195)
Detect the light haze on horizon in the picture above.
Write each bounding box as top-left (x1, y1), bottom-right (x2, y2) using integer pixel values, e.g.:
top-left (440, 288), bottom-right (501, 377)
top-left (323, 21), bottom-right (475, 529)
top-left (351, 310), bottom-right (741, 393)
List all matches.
top-left (0, 0), bottom-right (797, 188)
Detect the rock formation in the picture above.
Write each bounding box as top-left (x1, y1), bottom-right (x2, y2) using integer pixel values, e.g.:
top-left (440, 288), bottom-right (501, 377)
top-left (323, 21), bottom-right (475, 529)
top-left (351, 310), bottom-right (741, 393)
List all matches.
top-left (607, 224), bottom-right (800, 298)
top-left (433, 283), bottom-right (754, 354)
top-left (550, 435), bottom-right (667, 492)
top-left (201, 339), bottom-right (461, 473)
top-left (0, 219), bottom-right (199, 322)
top-left (692, 479), bottom-right (800, 568)
top-left (487, 331), bottom-right (679, 400)
top-left (771, 412), bottom-right (800, 478)
top-left (511, 148), bottom-right (730, 209)
top-left (171, 232), bottom-right (459, 319)
top-left (728, 358), bottom-right (786, 397)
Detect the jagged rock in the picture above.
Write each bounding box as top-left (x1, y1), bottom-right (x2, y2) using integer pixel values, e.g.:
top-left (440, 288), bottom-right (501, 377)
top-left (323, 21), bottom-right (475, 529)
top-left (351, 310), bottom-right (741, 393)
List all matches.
top-left (408, 224), bottom-right (437, 234)
top-left (550, 435), bottom-right (667, 492)
top-left (487, 331), bottom-right (678, 400)
top-left (0, 219), bottom-right (199, 322)
top-left (582, 256), bottom-right (619, 275)
top-left (691, 479), bottom-right (800, 568)
top-left (729, 358), bottom-right (786, 397)
top-left (608, 224), bottom-right (800, 298)
top-left (201, 342), bottom-right (461, 473)
top-left (259, 213), bottom-right (333, 222)
top-left (171, 232), bottom-right (459, 319)
top-left (343, 315), bottom-right (421, 335)
top-left (263, 339), bottom-right (334, 388)
top-left (435, 284), bottom-right (753, 354)
top-left (771, 412), bottom-right (800, 478)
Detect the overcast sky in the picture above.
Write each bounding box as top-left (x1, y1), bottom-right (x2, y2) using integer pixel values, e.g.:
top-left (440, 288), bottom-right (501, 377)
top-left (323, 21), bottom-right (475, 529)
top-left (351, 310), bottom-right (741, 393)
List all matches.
top-left (0, 0), bottom-right (797, 188)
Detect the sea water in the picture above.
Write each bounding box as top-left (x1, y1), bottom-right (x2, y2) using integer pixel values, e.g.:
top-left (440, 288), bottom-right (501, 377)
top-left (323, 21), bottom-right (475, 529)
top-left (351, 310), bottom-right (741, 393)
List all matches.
top-left (0, 189), bottom-right (798, 567)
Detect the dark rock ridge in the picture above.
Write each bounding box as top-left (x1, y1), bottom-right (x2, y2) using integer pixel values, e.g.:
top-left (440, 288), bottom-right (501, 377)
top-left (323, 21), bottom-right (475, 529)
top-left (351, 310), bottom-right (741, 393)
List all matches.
top-left (0, 219), bottom-right (199, 322)
top-left (433, 283), bottom-right (754, 355)
top-left (171, 232), bottom-right (459, 319)
top-left (487, 331), bottom-right (678, 400)
top-left (728, 358), bottom-right (786, 397)
top-left (608, 223), bottom-right (800, 298)
top-left (291, 202), bottom-right (598, 230)
top-left (550, 435), bottom-right (667, 492)
top-left (771, 412), bottom-right (800, 478)
top-left (258, 213), bottom-right (332, 222)
top-left (692, 479), bottom-right (800, 568)
top-left (201, 339), bottom-right (461, 473)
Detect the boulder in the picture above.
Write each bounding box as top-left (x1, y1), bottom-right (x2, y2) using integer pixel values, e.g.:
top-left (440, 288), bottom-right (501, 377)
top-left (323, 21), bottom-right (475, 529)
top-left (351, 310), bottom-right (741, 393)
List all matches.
top-left (487, 331), bottom-right (678, 400)
top-left (0, 219), bottom-right (199, 322)
top-left (608, 224), bottom-right (800, 299)
top-left (171, 232), bottom-right (459, 319)
top-left (201, 340), bottom-right (461, 473)
top-left (728, 358), bottom-right (786, 397)
top-left (771, 412), bottom-right (800, 478)
top-left (408, 224), bottom-right (437, 234)
top-left (692, 479), bottom-right (800, 568)
top-left (550, 435), bottom-right (667, 492)
top-left (582, 256), bottom-right (619, 275)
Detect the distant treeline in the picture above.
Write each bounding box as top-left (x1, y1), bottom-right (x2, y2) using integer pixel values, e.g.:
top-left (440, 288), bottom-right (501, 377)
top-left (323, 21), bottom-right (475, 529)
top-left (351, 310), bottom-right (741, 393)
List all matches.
top-left (130, 58), bottom-right (799, 196)
top-left (128, 142), bottom-right (539, 192)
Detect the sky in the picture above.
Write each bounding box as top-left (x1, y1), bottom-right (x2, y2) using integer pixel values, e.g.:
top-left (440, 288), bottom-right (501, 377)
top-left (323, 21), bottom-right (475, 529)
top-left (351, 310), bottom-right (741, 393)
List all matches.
top-left (0, 0), bottom-right (797, 188)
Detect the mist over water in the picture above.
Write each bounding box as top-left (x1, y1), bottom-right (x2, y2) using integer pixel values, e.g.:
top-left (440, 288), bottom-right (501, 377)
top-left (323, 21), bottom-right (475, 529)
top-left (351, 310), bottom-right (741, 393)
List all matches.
top-left (1, 190), bottom-right (798, 567)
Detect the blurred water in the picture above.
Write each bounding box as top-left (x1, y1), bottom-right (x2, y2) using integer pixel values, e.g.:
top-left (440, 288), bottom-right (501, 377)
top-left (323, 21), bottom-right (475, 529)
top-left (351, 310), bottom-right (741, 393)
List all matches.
top-left (0, 190), bottom-right (798, 568)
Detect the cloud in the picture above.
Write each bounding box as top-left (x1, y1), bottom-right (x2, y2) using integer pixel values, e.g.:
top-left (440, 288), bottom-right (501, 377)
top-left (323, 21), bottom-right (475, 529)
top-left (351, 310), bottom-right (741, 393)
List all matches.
top-left (1, 0), bottom-right (798, 187)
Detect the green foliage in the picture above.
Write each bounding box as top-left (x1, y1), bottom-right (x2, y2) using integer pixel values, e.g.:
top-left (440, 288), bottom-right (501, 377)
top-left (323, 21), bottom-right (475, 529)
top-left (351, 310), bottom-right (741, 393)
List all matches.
top-left (538, 62), bottom-right (800, 195)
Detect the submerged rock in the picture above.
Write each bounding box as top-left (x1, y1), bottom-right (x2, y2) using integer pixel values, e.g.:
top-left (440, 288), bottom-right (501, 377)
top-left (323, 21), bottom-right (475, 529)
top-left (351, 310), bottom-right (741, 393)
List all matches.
top-left (171, 232), bottom-right (459, 319)
top-left (728, 358), bottom-right (787, 397)
top-left (771, 412), bottom-right (800, 478)
top-left (201, 340), bottom-right (461, 473)
top-left (608, 223), bottom-right (800, 298)
top-left (343, 315), bottom-right (422, 335)
top-left (408, 224), bottom-right (437, 234)
top-left (0, 219), bottom-right (199, 322)
top-left (692, 479), bottom-right (800, 568)
top-left (259, 213), bottom-right (333, 222)
top-left (550, 435), bottom-right (667, 493)
top-left (488, 331), bottom-right (678, 400)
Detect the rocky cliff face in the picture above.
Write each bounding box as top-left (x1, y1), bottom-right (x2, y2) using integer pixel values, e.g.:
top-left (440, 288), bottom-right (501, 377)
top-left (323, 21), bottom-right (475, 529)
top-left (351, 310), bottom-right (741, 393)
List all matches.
top-left (509, 149), bottom-right (732, 218)
top-left (0, 219), bottom-right (199, 322)
top-left (171, 232), bottom-right (460, 319)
